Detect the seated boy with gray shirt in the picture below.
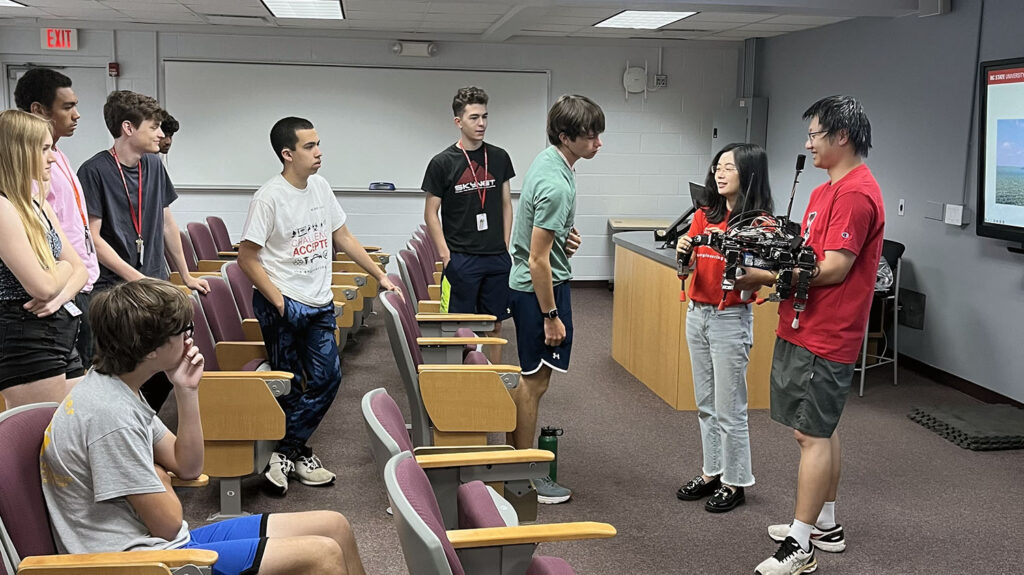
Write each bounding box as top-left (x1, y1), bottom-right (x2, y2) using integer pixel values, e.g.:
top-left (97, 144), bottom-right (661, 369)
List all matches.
top-left (40, 278), bottom-right (366, 575)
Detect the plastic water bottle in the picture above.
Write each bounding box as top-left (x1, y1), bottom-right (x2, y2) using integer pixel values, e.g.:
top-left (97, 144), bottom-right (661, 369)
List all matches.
top-left (538, 427), bottom-right (564, 482)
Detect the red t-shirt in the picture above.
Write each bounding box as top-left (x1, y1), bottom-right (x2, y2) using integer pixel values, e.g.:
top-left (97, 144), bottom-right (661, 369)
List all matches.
top-left (684, 209), bottom-right (753, 307)
top-left (777, 164), bottom-right (885, 364)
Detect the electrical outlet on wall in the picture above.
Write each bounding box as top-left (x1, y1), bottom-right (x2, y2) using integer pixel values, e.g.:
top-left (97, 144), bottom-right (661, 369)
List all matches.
top-left (654, 74), bottom-right (668, 88)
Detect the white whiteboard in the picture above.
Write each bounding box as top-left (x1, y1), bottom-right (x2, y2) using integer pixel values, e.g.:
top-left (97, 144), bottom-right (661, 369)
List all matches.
top-left (163, 60), bottom-right (549, 190)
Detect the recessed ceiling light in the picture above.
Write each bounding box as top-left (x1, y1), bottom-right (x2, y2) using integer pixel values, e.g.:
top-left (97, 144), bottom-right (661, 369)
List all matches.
top-left (262, 0), bottom-right (344, 20)
top-left (0, 0), bottom-right (27, 7)
top-left (595, 10), bottom-right (697, 30)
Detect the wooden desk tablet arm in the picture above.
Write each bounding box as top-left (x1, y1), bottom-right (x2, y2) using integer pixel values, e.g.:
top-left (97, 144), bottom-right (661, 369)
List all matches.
top-left (447, 522), bottom-right (617, 549)
top-left (427, 284), bottom-right (441, 301)
top-left (418, 363), bottom-right (521, 390)
top-left (214, 341), bottom-right (270, 372)
top-left (419, 300), bottom-right (441, 313)
top-left (415, 313), bottom-right (497, 336)
top-left (196, 260), bottom-right (229, 273)
top-left (17, 549), bottom-right (218, 573)
top-left (415, 449), bottom-right (553, 469)
top-left (202, 370), bottom-right (293, 398)
top-left (167, 472), bottom-right (210, 488)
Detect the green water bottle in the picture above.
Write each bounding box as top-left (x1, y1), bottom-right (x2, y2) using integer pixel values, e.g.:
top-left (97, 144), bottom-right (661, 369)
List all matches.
top-left (538, 426), bottom-right (564, 482)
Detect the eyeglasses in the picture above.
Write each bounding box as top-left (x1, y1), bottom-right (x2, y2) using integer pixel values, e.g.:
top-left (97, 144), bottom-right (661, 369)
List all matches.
top-left (711, 163), bottom-right (738, 174)
top-left (807, 130), bottom-right (829, 142)
top-left (175, 322), bottom-right (194, 340)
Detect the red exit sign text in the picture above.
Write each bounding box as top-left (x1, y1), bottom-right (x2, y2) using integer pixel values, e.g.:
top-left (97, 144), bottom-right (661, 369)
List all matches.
top-left (40, 28), bottom-right (78, 51)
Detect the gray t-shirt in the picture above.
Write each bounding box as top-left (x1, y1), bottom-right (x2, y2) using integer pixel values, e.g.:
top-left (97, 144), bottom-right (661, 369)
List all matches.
top-left (78, 151), bottom-right (177, 291)
top-left (39, 370), bottom-right (190, 554)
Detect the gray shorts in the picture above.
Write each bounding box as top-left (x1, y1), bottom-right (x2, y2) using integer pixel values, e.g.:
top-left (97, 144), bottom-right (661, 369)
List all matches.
top-left (770, 338), bottom-right (854, 438)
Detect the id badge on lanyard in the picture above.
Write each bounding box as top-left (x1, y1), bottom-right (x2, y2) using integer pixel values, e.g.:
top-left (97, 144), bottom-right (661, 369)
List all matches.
top-left (457, 141), bottom-right (489, 233)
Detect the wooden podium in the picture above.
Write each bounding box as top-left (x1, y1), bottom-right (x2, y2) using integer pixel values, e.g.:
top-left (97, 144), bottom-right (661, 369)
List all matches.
top-left (611, 232), bottom-right (777, 411)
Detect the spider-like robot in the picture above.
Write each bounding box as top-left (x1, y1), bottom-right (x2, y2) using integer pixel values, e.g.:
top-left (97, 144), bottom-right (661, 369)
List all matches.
top-left (678, 155), bottom-right (816, 329)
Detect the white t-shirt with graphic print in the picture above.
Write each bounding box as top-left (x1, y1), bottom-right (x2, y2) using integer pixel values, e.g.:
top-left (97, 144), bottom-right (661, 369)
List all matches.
top-left (242, 173), bottom-right (346, 307)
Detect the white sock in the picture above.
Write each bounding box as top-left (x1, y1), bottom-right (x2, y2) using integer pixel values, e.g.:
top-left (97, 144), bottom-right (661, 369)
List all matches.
top-left (816, 501), bottom-right (836, 530)
top-left (789, 519), bottom-right (813, 552)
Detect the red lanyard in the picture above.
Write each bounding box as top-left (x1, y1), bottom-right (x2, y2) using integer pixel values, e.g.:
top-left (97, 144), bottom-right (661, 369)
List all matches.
top-left (51, 147), bottom-right (90, 230)
top-left (109, 148), bottom-right (143, 240)
top-left (457, 140), bottom-right (488, 211)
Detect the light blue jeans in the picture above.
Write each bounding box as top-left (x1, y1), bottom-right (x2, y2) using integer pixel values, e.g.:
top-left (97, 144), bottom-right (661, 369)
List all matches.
top-left (685, 300), bottom-right (755, 487)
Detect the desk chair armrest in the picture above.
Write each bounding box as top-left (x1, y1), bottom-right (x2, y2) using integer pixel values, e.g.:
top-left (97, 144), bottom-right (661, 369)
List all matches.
top-left (427, 284), bottom-right (441, 300)
top-left (433, 271), bottom-right (442, 284)
top-left (435, 261), bottom-right (443, 273)
top-left (18, 549), bottom-right (218, 571)
top-left (447, 522), bottom-right (617, 549)
top-left (419, 300), bottom-right (441, 313)
top-left (416, 449), bottom-right (553, 469)
top-left (419, 364), bottom-right (520, 374)
top-left (332, 272), bottom-right (367, 287)
top-left (217, 251), bottom-right (239, 258)
top-left (197, 260), bottom-right (229, 272)
top-left (167, 271), bottom-right (220, 286)
top-left (240, 318), bottom-right (263, 342)
top-left (331, 286), bottom-right (359, 301)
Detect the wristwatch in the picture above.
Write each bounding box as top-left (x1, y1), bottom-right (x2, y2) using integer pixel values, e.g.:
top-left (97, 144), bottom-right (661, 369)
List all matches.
top-left (544, 308), bottom-right (559, 319)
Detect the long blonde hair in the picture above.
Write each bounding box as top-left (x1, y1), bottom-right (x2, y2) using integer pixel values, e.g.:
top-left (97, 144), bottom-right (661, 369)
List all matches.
top-left (0, 109), bottom-right (56, 270)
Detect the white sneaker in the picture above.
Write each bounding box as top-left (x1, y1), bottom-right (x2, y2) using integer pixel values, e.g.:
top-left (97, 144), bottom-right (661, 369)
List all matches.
top-left (755, 536), bottom-right (817, 575)
top-left (768, 523), bottom-right (846, 553)
top-left (291, 453), bottom-right (336, 486)
top-left (265, 452), bottom-right (295, 493)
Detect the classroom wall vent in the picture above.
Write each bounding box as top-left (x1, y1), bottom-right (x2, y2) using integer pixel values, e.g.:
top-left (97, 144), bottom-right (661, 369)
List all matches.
top-left (203, 14), bottom-right (271, 27)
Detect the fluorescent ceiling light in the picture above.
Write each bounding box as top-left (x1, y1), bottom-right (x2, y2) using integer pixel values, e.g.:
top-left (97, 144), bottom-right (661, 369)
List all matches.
top-left (262, 0), bottom-right (344, 20)
top-left (0, 1), bottom-right (27, 7)
top-left (595, 10), bottom-right (697, 29)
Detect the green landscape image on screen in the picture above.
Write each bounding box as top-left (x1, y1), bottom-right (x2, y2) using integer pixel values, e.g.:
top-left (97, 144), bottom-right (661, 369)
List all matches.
top-left (996, 119), bottom-right (1024, 207)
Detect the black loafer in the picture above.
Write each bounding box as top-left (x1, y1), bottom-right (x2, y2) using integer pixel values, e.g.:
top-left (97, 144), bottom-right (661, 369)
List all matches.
top-left (676, 475), bottom-right (721, 501)
top-left (705, 485), bottom-right (745, 513)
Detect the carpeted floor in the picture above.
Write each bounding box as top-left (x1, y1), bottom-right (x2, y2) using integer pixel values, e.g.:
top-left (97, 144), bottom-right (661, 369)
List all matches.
top-left (173, 286), bottom-right (1024, 574)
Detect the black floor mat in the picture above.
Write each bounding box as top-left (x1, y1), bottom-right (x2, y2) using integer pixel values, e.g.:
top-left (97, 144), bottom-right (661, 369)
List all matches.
top-left (909, 404), bottom-right (1024, 451)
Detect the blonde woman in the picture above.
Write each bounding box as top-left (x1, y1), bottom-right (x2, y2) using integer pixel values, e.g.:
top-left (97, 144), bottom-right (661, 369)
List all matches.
top-left (0, 109), bottom-right (88, 409)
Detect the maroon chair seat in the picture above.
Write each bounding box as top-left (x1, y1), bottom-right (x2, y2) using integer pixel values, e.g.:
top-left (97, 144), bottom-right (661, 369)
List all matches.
top-left (392, 455), bottom-right (576, 575)
top-left (206, 216), bottom-right (235, 253)
top-left (198, 277), bottom-right (246, 343)
top-left (190, 296), bottom-right (221, 372)
top-left (369, 389), bottom-right (414, 454)
top-left (224, 261), bottom-right (255, 319)
top-left (179, 230), bottom-right (199, 273)
top-left (186, 222), bottom-right (221, 262)
top-left (0, 404), bottom-right (61, 566)
top-left (399, 249), bottom-right (431, 303)
top-left (409, 237), bottom-right (437, 287)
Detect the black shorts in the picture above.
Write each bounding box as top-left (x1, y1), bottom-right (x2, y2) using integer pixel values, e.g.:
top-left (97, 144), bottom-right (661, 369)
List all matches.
top-left (508, 283), bottom-right (573, 375)
top-left (440, 252), bottom-right (512, 321)
top-left (769, 338), bottom-right (854, 438)
top-left (0, 300), bottom-right (83, 390)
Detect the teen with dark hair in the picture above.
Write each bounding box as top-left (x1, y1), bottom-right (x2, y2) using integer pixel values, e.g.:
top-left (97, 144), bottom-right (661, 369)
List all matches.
top-left (159, 112), bottom-right (179, 155)
top-left (0, 109), bottom-right (88, 409)
top-left (40, 278), bottom-right (367, 575)
top-left (14, 67), bottom-right (100, 369)
top-left (506, 94), bottom-right (603, 504)
top-left (675, 143), bottom-right (774, 513)
top-left (77, 90), bottom-right (208, 412)
top-left (238, 116), bottom-right (400, 494)
top-left (422, 86), bottom-right (515, 362)
top-left (736, 95), bottom-right (884, 575)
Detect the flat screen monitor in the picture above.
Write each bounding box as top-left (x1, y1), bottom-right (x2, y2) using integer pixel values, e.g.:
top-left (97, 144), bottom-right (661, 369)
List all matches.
top-left (977, 57), bottom-right (1024, 246)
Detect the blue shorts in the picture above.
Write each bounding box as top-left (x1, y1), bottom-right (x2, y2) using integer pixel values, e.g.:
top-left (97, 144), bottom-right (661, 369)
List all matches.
top-left (181, 514), bottom-right (268, 575)
top-left (440, 252), bottom-right (512, 320)
top-left (508, 283), bottom-right (573, 375)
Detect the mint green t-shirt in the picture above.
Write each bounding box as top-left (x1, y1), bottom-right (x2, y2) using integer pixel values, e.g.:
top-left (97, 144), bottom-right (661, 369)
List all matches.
top-left (509, 146), bottom-right (576, 292)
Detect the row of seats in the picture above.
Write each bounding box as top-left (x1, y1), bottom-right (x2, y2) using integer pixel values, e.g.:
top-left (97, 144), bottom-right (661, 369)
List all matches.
top-left (363, 228), bottom-right (617, 574)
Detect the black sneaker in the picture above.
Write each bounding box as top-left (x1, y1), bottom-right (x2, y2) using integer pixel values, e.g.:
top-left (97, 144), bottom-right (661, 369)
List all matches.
top-left (676, 474), bottom-right (721, 501)
top-left (705, 485), bottom-right (745, 513)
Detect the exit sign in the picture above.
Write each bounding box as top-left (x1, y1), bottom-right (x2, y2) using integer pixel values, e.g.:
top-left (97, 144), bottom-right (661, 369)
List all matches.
top-left (41, 28), bottom-right (78, 51)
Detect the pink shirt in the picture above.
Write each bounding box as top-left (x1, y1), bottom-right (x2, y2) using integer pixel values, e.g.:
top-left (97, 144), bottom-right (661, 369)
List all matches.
top-left (47, 146), bottom-right (99, 292)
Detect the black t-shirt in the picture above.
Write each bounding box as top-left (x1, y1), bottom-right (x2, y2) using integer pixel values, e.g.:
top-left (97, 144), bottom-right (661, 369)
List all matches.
top-left (79, 151), bottom-right (177, 291)
top-left (422, 142), bottom-right (514, 255)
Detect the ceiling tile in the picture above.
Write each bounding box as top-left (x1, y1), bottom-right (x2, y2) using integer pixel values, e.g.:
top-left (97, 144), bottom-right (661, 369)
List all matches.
top-left (684, 11), bottom-right (777, 23)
